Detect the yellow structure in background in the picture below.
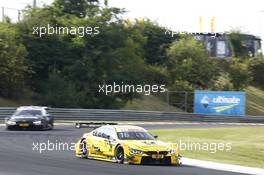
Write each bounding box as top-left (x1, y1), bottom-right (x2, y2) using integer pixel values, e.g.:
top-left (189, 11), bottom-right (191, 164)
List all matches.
top-left (199, 16), bottom-right (203, 33)
top-left (211, 16), bottom-right (215, 33)
top-left (199, 16), bottom-right (216, 33)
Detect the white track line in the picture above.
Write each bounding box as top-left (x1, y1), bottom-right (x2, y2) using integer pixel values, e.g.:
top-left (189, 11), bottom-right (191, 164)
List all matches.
top-left (182, 158), bottom-right (264, 175)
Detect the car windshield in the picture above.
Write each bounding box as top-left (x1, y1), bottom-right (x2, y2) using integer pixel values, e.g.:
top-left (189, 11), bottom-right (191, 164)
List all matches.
top-left (117, 131), bottom-right (155, 140)
top-left (15, 110), bottom-right (42, 116)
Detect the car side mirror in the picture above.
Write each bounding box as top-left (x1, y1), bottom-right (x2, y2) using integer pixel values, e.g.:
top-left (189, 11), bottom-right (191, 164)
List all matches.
top-left (108, 136), bottom-right (116, 142)
top-left (154, 135), bottom-right (158, 139)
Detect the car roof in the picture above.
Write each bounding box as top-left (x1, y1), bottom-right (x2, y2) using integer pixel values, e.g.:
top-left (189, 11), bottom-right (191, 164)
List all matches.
top-left (104, 125), bottom-right (147, 132)
top-left (16, 106), bottom-right (48, 111)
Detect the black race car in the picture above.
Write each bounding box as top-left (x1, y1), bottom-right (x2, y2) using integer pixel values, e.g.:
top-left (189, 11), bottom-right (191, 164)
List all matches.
top-left (5, 106), bottom-right (54, 130)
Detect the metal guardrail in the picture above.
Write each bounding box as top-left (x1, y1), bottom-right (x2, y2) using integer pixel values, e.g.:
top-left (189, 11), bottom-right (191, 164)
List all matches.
top-left (0, 107), bottom-right (264, 123)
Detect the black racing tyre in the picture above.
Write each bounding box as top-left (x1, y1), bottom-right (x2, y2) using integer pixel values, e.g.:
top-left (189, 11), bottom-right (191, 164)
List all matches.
top-left (38, 125), bottom-right (45, 131)
top-left (115, 145), bottom-right (124, 164)
top-left (48, 123), bottom-right (54, 130)
top-left (5, 126), bottom-right (11, 130)
top-left (81, 140), bottom-right (88, 158)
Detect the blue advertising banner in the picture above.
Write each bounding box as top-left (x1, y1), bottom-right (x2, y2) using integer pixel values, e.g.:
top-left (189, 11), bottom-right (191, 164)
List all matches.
top-left (194, 91), bottom-right (246, 116)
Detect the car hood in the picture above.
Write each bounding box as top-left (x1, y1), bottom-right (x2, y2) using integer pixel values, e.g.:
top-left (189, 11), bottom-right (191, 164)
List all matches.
top-left (122, 140), bottom-right (172, 151)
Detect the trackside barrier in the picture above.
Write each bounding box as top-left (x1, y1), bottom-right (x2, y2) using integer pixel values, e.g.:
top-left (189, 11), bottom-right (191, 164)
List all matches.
top-left (0, 107), bottom-right (264, 123)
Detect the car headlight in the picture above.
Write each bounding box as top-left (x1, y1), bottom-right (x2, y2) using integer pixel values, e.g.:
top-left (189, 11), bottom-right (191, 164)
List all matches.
top-left (33, 120), bottom-right (42, 125)
top-left (129, 147), bottom-right (143, 155)
top-left (6, 120), bottom-right (16, 125)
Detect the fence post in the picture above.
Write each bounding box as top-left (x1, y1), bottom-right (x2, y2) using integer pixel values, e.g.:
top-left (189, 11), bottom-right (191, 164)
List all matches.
top-left (2, 7), bottom-right (4, 22)
top-left (18, 10), bottom-right (21, 21)
top-left (184, 91), bottom-right (188, 112)
top-left (166, 90), bottom-right (170, 110)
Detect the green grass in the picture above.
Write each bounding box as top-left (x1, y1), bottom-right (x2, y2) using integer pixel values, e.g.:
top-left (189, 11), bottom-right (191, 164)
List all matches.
top-left (0, 98), bottom-right (20, 107)
top-left (0, 98), bottom-right (35, 107)
top-left (150, 127), bottom-right (264, 168)
top-left (123, 95), bottom-right (182, 112)
top-left (246, 86), bottom-right (264, 116)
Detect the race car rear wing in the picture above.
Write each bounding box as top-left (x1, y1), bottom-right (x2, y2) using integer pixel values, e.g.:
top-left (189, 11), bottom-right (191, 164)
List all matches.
top-left (75, 122), bottom-right (118, 129)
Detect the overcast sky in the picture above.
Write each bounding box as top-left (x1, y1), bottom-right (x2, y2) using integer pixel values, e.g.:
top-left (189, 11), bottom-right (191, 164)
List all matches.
top-left (1, 0), bottom-right (264, 49)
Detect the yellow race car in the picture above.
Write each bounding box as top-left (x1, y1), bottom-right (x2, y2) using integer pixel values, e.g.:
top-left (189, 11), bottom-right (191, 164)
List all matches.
top-left (75, 124), bottom-right (181, 165)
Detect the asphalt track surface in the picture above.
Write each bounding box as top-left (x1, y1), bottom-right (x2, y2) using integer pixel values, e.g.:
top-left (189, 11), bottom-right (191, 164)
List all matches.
top-left (0, 124), bottom-right (253, 175)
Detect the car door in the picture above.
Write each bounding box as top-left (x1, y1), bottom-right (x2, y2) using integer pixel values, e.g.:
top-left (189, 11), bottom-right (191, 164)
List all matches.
top-left (93, 127), bottom-right (110, 154)
top-left (90, 126), bottom-right (116, 156)
top-left (100, 127), bottom-right (117, 156)
top-left (87, 131), bottom-right (100, 155)
top-left (90, 129), bottom-right (105, 155)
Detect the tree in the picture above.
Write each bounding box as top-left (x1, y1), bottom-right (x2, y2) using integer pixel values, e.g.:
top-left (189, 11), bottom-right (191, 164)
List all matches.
top-left (0, 23), bottom-right (29, 98)
top-left (227, 31), bottom-right (249, 58)
top-left (54, 0), bottom-right (99, 18)
top-left (134, 19), bottom-right (176, 66)
top-left (249, 57), bottom-right (264, 88)
top-left (167, 36), bottom-right (218, 90)
top-left (16, 2), bottom-right (165, 108)
top-left (228, 59), bottom-right (252, 90)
